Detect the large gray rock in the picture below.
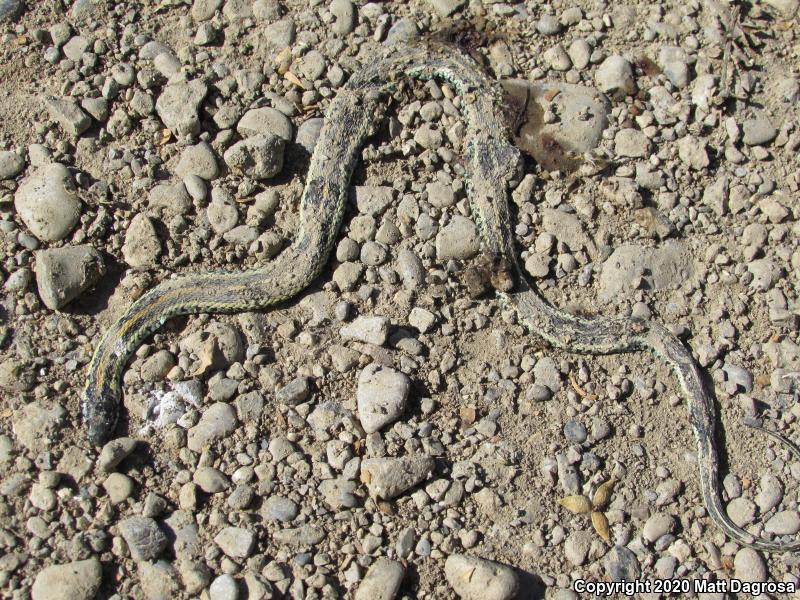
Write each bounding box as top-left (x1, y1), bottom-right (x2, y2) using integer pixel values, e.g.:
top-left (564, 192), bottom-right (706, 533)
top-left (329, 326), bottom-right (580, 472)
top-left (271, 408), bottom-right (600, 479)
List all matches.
top-left (31, 558), bottom-right (102, 600)
top-left (15, 162), bottom-right (82, 241)
top-left (156, 79), bottom-right (208, 135)
top-left (598, 242), bottom-right (695, 302)
top-left (502, 80), bottom-right (609, 172)
top-left (444, 554), bottom-right (519, 600)
top-left (12, 401), bottom-right (66, 452)
top-left (35, 245), bottom-right (105, 310)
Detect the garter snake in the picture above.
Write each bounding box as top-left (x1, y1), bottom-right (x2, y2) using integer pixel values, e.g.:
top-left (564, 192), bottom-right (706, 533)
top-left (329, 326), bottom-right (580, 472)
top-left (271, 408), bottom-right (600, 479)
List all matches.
top-left (83, 43), bottom-right (800, 552)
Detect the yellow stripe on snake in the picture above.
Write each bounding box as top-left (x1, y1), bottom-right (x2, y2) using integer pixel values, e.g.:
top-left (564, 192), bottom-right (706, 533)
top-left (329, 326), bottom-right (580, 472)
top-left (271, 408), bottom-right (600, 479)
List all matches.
top-left (83, 44), bottom-right (800, 552)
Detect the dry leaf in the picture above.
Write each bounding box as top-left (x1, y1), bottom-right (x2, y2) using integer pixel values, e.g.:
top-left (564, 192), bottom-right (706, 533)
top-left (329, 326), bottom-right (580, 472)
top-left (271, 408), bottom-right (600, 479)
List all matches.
top-left (592, 477), bottom-right (616, 510)
top-left (284, 71), bottom-right (307, 89)
top-left (360, 469), bottom-right (372, 484)
top-left (559, 495), bottom-right (592, 514)
top-left (569, 372), bottom-right (598, 402)
top-left (591, 511), bottom-right (611, 542)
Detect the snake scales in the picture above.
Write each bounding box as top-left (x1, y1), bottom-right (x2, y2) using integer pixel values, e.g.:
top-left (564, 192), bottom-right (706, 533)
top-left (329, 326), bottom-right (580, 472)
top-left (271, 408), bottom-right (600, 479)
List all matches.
top-left (83, 43), bottom-right (799, 552)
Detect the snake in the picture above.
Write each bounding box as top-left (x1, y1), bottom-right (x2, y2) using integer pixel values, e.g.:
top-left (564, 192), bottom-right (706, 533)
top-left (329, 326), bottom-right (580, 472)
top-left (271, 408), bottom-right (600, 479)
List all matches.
top-left (82, 43), bottom-right (800, 552)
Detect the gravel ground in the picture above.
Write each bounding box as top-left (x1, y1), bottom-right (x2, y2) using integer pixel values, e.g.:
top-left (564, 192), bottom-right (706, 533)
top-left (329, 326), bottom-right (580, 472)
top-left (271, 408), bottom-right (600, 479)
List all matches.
top-left (0, 0), bottom-right (799, 599)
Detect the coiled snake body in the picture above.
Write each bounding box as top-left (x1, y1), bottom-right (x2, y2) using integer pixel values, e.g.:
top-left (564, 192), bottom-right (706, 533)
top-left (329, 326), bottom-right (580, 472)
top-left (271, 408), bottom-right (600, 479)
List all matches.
top-left (84, 44), bottom-right (799, 552)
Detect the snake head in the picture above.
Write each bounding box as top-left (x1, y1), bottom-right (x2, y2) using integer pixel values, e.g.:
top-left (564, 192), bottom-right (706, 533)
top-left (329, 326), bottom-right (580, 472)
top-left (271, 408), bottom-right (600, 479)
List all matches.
top-left (82, 382), bottom-right (120, 447)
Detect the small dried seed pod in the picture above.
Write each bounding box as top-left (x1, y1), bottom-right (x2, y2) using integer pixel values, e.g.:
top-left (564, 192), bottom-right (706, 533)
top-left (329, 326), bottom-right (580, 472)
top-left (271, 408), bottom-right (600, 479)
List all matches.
top-left (592, 477), bottom-right (616, 510)
top-left (559, 495), bottom-right (592, 514)
top-left (591, 511), bottom-right (611, 542)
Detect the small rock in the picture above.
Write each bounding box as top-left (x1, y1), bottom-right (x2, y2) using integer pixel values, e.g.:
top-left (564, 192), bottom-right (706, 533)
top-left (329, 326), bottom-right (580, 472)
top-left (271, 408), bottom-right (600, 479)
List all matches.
top-left (0, 150), bottom-right (24, 179)
top-left (193, 466), bottom-right (230, 493)
top-left (427, 0), bottom-right (464, 17)
top-left (119, 516), bottom-right (168, 561)
top-left (223, 134), bottom-right (285, 179)
top-left (357, 363), bottom-right (410, 434)
top-left (642, 513), bottom-right (675, 543)
top-left (444, 554), bottom-right (519, 600)
top-left (15, 162), bottom-right (81, 241)
top-left (341, 315), bottom-right (389, 345)
top-left (598, 242), bottom-right (694, 302)
top-left (733, 548), bottom-right (767, 582)
top-left (209, 574), bottom-right (239, 600)
top-left (175, 142), bottom-right (219, 180)
top-left (545, 44), bottom-right (572, 71)
top-left (156, 79), bottom-right (208, 136)
top-left (596, 56), bottom-right (636, 97)
top-left (140, 350), bottom-right (176, 382)
top-left (726, 497), bottom-right (756, 527)
top-left (276, 376), bottom-right (310, 405)
top-left (361, 454), bottom-right (434, 500)
top-left (122, 214), bottom-right (162, 268)
top-left (0, 0), bottom-right (23, 21)
top-left (536, 14), bottom-right (561, 35)
top-left (35, 245), bottom-right (105, 310)
top-left (658, 46), bottom-right (691, 88)
top-left (742, 114), bottom-right (777, 146)
top-left (320, 478), bottom-right (360, 509)
top-left (31, 558), bottom-right (102, 600)
top-left (237, 107), bottom-right (293, 141)
top-left (604, 546), bottom-right (641, 581)
top-left (330, 0), bottom-right (356, 35)
top-left (755, 473), bottom-right (784, 513)
top-left (355, 558), bottom-right (404, 600)
top-left (615, 129), bottom-right (651, 158)
top-left (564, 531), bottom-right (592, 566)
top-left (192, 0), bottom-right (222, 21)
top-left (187, 402), bottom-right (238, 452)
top-left (765, 510), bottom-right (800, 535)
top-left (435, 215), bottom-right (480, 260)
top-left (677, 136), bottom-right (709, 170)
top-left (138, 560), bottom-right (179, 600)
top-left (103, 473), bottom-right (134, 504)
top-left (98, 437), bottom-right (137, 472)
top-left (45, 96), bottom-right (91, 136)
top-left (262, 496), bottom-right (299, 522)
top-left (296, 118), bottom-right (324, 153)
top-left (562, 420), bottom-right (587, 444)
top-left (214, 527), bottom-right (255, 558)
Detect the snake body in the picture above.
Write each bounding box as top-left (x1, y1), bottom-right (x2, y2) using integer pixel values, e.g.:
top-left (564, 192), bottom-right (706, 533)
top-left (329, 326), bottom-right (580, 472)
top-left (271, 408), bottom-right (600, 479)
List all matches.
top-left (84, 44), bottom-right (799, 552)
